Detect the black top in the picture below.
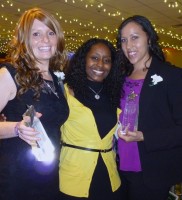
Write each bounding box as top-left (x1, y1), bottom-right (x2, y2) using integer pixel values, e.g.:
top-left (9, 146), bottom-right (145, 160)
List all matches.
top-left (75, 79), bottom-right (116, 138)
top-left (137, 56), bottom-right (182, 188)
top-left (62, 79), bottom-right (120, 200)
top-left (0, 64), bottom-right (69, 200)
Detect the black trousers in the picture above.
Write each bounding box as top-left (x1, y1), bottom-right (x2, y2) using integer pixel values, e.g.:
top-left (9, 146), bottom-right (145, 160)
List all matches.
top-left (119, 171), bottom-right (170, 200)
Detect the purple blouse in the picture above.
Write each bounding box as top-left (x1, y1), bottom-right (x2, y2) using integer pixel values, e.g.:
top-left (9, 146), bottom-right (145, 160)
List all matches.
top-left (118, 77), bottom-right (144, 172)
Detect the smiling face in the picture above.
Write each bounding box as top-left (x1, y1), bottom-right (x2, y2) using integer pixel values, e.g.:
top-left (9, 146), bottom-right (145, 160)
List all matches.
top-left (30, 19), bottom-right (58, 65)
top-left (85, 43), bottom-right (112, 82)
top-left (120, 22), bottom-right (150, 70)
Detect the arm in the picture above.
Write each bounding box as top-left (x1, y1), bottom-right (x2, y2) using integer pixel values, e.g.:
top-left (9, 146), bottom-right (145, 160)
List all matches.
top-left (0, 67), bottom-right (18, 138)
top-left (142, 67), bottom-right (182, 151)
top-left (0, 67), bottom-right (39, 145)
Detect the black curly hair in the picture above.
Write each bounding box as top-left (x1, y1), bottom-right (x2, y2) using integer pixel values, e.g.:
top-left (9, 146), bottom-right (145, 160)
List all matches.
top-left (64, 38), bottom-right (123, 108)
top-left (116, 15), bottom-right (165, 76)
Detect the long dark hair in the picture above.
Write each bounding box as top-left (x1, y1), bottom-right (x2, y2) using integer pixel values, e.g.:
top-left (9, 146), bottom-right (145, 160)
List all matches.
top-left (65, 38), bottom-right (123, 108)
top-left (116, 15), bottom-right (165, 76)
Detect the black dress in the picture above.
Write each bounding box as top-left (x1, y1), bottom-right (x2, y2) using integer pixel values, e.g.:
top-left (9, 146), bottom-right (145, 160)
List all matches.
top-left (59, 80), bottom-right (120, 200)
top-left (0, 64), bottom-right (69, 200)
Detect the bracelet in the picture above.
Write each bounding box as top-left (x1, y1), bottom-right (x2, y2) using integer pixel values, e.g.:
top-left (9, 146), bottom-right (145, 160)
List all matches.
top-left (14, 122), bottom-right (21, 137)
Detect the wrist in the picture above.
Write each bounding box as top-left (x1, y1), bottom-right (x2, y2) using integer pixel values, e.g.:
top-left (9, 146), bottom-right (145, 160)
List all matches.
top-left (140, 132), bottom-right (144, 141)
top-left (14, 122), bottom-right (21, 137)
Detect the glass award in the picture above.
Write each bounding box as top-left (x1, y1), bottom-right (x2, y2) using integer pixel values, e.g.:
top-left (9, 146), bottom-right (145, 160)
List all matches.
top-left (23, 105), bottom-right (55, 162)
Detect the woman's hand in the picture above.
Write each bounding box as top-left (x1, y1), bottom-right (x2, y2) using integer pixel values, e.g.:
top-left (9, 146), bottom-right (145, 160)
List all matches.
top-left (117, 126), bottom-right (144, 142)
top-left (0, 113), bottom-right (6, 121)
top-left (0, 112), bottom-right (42, 145)
top-left (18, 112), bottom-right (42, 146)
top-left (18, 119), bottom-right (40, 146)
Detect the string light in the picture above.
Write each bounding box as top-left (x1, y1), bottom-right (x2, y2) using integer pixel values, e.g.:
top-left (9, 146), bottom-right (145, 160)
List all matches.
top-left (163, 0), bottom-right (182, 14)
top-left (0, 0), bottom-right (182, 54)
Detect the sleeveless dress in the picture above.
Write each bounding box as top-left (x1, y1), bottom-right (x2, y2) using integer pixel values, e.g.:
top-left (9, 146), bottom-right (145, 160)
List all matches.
top-left (0, 64), bottom-right (69, 200)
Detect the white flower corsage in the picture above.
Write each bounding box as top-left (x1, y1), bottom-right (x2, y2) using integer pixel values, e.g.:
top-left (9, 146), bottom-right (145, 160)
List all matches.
top-left (54, 71), bottom-right (65, 80)
top-left (54, 71), bottom-right (65, 94)
top-left (150, 74), bottom-right (163, 86)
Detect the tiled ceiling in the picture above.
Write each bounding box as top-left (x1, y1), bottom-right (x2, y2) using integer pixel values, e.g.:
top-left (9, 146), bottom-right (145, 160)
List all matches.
top-left (0, 0), bottom-right (182, 53)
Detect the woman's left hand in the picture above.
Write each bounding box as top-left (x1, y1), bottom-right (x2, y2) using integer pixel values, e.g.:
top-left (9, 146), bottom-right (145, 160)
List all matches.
top-left (118, 128), bottom-right (144, 142)
top-left (0, 113), bottom-right (6, 121)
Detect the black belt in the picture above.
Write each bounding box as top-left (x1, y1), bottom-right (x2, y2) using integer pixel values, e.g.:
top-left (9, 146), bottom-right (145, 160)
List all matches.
top-left (61, 142), bottom-right (112, 153)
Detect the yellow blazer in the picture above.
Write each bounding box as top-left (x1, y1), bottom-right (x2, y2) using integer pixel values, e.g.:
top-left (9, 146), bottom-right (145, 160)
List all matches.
top-left (59, 84), bottom-right (121, 197)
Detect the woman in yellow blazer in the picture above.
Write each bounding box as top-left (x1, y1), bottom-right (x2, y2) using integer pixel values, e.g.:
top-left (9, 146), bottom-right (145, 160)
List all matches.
top-left (59, 38), bottom-right (123, 200)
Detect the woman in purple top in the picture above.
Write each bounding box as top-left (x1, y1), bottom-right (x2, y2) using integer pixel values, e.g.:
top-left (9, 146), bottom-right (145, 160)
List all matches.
top-left (115, 15), bottom-right (182, 200)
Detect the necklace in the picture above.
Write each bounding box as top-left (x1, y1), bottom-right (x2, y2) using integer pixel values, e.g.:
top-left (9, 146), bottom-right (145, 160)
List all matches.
top-left (43, 80), bottom-right (59, 98)
top-left (88, 86), bottom-right (103, 100)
